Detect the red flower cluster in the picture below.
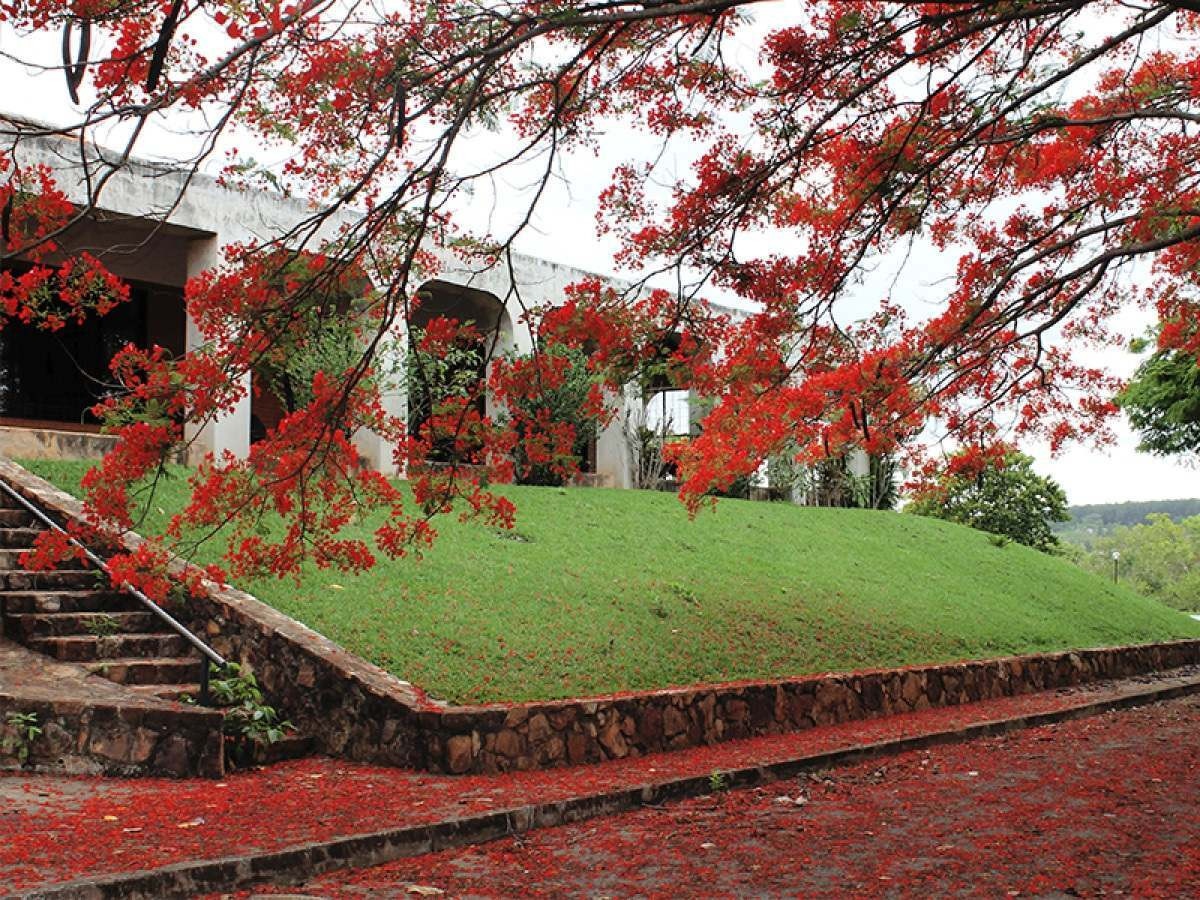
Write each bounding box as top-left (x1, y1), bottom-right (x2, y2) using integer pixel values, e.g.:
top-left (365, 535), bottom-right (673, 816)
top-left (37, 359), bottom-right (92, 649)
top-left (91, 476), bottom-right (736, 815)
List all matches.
top-left (2, 1), bottom-right (1198, 584)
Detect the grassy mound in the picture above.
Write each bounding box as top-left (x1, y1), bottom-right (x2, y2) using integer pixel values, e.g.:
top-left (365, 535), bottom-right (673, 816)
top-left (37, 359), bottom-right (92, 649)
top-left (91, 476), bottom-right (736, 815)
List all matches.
top-left (24, 459), bottom-right (1200, 704)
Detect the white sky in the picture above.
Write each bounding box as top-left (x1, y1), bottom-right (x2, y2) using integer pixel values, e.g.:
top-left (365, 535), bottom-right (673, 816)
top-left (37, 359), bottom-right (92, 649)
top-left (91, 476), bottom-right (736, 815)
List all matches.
top-left (2, 3), bottom-right (1198, 506)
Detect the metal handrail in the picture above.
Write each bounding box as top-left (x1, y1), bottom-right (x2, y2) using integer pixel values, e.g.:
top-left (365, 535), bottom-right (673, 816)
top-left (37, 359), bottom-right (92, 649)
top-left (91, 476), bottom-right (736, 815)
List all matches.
top-left (0, 479), bottom-right (226, 703)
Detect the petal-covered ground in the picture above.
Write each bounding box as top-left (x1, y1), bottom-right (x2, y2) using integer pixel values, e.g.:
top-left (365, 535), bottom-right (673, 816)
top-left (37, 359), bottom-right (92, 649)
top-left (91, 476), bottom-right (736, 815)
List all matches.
top-left (1, 674), bottom-right (1196, 896)
top-left (241, 693), bottom-right (1200, 898)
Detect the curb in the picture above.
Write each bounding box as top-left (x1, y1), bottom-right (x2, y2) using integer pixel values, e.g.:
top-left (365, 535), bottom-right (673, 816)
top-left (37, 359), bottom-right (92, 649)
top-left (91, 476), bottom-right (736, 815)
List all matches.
top-left (21, 674), bottom-right (1200, 900)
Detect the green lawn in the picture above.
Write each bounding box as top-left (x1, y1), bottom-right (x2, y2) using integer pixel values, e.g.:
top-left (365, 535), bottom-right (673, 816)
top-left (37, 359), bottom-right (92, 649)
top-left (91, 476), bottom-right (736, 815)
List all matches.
top-left (24, 459), bottom-right (1200, 705)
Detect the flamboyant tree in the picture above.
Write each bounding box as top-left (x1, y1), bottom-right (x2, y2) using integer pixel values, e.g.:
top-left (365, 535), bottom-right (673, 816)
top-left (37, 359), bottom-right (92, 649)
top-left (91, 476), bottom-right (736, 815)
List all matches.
top-left (1, 1), bottom-right (1199, 592)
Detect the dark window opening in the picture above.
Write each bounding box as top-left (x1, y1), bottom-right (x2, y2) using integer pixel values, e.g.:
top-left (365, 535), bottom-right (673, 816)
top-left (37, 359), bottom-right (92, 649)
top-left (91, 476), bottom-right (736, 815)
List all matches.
top-left (0, 264), bottom-right (185, 428)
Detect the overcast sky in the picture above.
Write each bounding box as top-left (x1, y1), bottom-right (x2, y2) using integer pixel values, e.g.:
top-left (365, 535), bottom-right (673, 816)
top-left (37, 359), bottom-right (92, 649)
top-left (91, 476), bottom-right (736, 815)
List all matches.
top-left (2, 4), bottom-right (1197, 507)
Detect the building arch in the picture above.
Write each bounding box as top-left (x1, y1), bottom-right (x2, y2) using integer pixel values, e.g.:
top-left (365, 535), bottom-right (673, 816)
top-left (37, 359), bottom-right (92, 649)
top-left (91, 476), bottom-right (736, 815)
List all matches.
top-left (406, 280), bottom-right (513, 462)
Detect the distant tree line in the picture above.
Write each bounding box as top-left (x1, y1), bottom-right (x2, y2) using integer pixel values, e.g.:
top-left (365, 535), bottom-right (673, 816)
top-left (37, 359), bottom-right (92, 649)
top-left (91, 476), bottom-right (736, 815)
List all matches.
top-left (1057, 499), bottom-right (1200, 547)
top-left (1069, 515), bottom-right (1200, 613)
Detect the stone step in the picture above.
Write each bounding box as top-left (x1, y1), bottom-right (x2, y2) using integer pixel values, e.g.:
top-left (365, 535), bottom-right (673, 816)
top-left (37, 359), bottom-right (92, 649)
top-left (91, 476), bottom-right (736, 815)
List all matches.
top-left (0, 527), bottom-right (47, 548)
top-left (2, 610), bottom-right (161, 639)
top-left (0, 637), bottom-right (226, 778)
top-left (0, 589), bottom-right (140, 614)
top-left (0, 548), bottom-right (89, 571)
top-left (85, 656), bottom-right (204, 686)
top-left (29, 632), bottom-right (191, 663)
top-left (125, 682), bottom-right (202, 702)
top-left (0, 569), bottom-right (105, 591)
top-left (0, 509), bottom-right (35, 528)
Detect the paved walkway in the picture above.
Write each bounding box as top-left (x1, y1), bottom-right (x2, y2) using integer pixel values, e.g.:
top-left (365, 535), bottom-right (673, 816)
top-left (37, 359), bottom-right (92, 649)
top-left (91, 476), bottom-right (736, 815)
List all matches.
top-left (240, 691), bottom-right (1200, 898)
top-left (3, 668), bottom-right (1198, 897)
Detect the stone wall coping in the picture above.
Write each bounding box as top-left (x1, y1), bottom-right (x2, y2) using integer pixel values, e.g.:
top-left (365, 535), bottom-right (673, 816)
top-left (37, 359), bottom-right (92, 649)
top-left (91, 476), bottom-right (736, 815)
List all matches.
top-left (0, 424), bottom-right (117, 440)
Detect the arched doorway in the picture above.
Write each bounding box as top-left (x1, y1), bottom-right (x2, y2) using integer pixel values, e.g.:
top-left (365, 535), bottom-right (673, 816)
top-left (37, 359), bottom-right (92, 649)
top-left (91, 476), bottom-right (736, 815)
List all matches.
top-left (406, 280), bottom-right (511, 463)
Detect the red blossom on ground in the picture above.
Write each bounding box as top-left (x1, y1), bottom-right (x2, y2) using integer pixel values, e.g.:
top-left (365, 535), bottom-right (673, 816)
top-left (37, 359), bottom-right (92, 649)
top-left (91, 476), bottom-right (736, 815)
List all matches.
top-left (1, 677), bottom-right (1195, 895)
top-left (239, 693), bottom-right (1200, 898)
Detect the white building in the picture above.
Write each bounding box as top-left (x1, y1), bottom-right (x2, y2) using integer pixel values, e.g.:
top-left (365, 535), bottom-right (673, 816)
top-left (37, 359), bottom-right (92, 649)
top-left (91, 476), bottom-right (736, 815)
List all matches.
top-left (0, 122), bottom-right (739, 489)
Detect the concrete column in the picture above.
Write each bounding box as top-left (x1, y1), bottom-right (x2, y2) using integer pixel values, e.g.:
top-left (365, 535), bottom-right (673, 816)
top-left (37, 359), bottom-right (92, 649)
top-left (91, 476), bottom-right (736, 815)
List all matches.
top-left (353, 387), bottom-right (406, 475)
top-left (351, 317), bottom-right (407, 475)
top-left (483, 309), bottom-right (517, 424)
top-left (183, 237), bottom-right (250, 464)
top-left (594, 387), bottom-right (636, 489)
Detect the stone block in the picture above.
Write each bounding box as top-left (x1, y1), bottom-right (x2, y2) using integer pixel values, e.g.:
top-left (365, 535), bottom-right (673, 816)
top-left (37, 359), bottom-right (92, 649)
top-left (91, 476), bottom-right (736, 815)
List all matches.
top-left (541, 735), bottom-right (565, 763)
top-left (725, 698), bottom-right (749, 722)
top-left (788, 691), bottom-right (816, 725)
top-left (548, 707), bottom-right (577, 730)
top-left (526, 713), bottom-right (552, 743)
top-left (598, 720), bottom-right (628, 759)
top-left (504, 707), bottom-right (530, 729)
top-left (445, 735), bottom-right (475, 774)
top-left (859, 677), bottom-right (884, 713)
top-left (494, 729), bottom-right (524, 759)
top-left (638, 706), bottom-right (664, 745)
top-left (747, 692), bottom-right (774, 730)
top-left (900, 672), bottom-right (924, 707)
top-left (662, 705), bottom-right (688, 738)
top-left (566, 731), bottom-right (590, 765)
top-left (925, 672), bottom-right (943, 705)
top-left (151, 734), bottom-right (192, 777)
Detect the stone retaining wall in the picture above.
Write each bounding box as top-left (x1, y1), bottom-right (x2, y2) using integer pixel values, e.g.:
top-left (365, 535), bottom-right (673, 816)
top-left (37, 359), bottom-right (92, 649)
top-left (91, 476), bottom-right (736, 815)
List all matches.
top-left (0, 694), bottom-right (224, 777)
top-left (173, 584), bottom-right (429, 767)
top-left (4, 459), bottom-right (1200, 777)
top-left (420, 640), bottom-right (1200, 774)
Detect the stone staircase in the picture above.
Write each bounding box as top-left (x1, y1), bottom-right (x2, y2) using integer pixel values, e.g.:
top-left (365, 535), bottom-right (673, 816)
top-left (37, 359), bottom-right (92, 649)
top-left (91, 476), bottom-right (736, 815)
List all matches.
top-left (0, 495), bottom-right (204, 703)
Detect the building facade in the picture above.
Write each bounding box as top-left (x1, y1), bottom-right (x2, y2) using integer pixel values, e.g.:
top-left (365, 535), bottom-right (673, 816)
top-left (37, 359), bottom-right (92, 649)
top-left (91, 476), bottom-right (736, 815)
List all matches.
top-left (0, 125), bottom-right (739, 489)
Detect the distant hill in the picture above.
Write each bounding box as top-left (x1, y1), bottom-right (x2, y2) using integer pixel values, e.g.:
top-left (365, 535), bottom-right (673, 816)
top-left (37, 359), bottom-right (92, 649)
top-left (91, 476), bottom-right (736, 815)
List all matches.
top-left (1056, 498), bottom-right (1200, 546)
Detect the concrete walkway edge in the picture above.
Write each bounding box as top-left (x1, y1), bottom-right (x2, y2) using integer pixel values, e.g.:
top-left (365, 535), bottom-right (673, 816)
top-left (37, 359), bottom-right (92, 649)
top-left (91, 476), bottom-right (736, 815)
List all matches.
top-left (23, 675), bottom-right (1200, 900)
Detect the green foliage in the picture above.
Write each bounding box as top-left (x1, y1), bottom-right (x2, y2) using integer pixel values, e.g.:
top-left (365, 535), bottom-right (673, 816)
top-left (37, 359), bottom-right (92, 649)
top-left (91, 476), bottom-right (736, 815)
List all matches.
top-left (711, 472), bottom-right (754, 500)
top-left (708, 770), bottom-right (729, 793)
top-left (787, 453), bottom-right (900, 510)
top-left (1075, 514), bottom-right (1200, 612)
top-left (254, 260), bottom-right (383, 416)
top-left (404, 325), bottom-right (486, 461)
top-left (28, 459), bottom-right (1200, 705)
top-left (505, 344), bottom-right (600, 486)
top-left (207, 663), bottom-right (293, 747)
top-left (1064, 498), bottom-right (1200, 529)
top-left (84, 614), bottom-right (121, 637)
top-left (3, 711), bottom-right (42, 765)
top-left (1116, 348), bottom-right (1200, 458)
top-left (766, 446), bottom-right (804, 500)
top-left (908, 451), bottom-right (1069, 553)
top-left (260, 315), bottom-right (368, 414)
